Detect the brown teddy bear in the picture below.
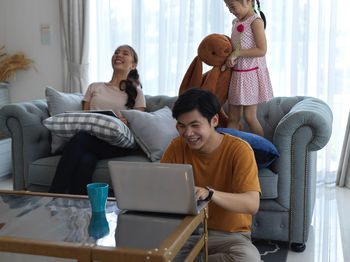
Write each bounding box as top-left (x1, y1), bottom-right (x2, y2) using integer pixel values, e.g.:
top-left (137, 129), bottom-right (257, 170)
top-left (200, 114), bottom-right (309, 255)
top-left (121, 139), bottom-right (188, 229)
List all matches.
top-left (179, 33), bottom-right (233, 127)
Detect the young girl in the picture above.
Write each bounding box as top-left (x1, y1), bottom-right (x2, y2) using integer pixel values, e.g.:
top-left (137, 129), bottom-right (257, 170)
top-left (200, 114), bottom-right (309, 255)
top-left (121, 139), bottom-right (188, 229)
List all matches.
top-left (224, 0), bottom-right (273, 137)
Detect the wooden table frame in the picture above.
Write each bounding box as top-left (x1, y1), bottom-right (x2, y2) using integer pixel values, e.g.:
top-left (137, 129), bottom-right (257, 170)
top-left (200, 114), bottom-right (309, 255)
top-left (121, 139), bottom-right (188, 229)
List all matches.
top-left (0, 190), bottom-right (208, 262)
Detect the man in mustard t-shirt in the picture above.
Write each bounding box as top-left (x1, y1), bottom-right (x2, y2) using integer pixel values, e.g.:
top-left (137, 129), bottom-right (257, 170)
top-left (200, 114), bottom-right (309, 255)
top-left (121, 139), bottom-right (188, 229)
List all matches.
top-left (161, 88), bottom-right (261, 261)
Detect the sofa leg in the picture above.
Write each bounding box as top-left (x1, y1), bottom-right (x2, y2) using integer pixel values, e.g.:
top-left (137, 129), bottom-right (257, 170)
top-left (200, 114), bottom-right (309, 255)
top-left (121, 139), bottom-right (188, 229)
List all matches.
top-left (290, 242), bottom-right (306, 252)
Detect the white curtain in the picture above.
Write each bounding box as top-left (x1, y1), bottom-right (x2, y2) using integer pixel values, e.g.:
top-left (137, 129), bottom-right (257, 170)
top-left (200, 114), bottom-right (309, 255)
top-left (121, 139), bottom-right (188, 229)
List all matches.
top-left (89, 0), bottom-right (350, 182)
top-left (336, 110), bottom-right (350, 188)
top-left (60, 0), bottom-right (90, 93)
top-left (88, 0), bottom-right (230, 96)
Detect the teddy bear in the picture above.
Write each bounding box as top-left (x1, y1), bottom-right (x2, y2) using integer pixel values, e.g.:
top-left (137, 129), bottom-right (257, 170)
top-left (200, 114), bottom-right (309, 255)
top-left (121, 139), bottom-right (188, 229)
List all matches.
top-left (178, 33), bottom-right (233, 127)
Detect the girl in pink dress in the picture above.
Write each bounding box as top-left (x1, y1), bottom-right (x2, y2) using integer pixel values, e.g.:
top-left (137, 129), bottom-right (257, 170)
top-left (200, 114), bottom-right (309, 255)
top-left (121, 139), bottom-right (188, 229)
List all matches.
top-left (224, 0), bottom-right (273, 137)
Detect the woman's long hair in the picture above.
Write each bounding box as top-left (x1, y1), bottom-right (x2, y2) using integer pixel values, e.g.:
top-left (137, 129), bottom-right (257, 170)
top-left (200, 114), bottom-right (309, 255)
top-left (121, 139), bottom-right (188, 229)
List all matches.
top-left (119, 45), bottom-right (142, 109)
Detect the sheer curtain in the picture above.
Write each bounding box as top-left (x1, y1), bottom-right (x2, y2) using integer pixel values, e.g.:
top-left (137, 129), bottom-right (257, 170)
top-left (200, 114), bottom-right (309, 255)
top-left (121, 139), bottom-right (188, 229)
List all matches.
top-left (89, 0), bottom-right (231, 96)
top-left (263, 0), bottom-right (350, 183)
top-left (60, 0), bottom-right (90, 93)
top-left (89, 0), bottom-right (350, 182)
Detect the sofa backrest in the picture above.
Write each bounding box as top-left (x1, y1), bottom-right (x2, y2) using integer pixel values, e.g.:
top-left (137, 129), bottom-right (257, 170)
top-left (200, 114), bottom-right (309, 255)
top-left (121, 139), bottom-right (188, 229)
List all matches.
top-left (222, 96), bottom-right (308, 142)
top-left (145, 95), bottom-right (178, 113)
top-left (145, 95), bottom-right (312, 142)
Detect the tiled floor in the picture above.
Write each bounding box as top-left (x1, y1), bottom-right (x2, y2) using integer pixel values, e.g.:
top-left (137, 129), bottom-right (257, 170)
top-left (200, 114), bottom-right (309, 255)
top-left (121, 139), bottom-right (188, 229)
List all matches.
top-left (286, 183), bottom-right (350, 262)
top-left (0, 175), bottom-right (12, 190)
top-left (0, 176), bottom-right (349, 262)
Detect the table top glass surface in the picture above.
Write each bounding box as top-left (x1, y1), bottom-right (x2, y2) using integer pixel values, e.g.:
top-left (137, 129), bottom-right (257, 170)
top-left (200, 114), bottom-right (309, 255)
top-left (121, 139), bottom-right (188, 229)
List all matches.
top-left (0, 192), bottom-right (185, 250)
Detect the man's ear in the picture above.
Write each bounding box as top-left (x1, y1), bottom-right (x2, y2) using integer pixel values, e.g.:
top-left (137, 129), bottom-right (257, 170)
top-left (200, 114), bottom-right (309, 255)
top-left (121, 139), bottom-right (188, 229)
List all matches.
top-left (175, 122), bottom-right (182, 133)
top-left (211, 114), bottom-right (219, 128)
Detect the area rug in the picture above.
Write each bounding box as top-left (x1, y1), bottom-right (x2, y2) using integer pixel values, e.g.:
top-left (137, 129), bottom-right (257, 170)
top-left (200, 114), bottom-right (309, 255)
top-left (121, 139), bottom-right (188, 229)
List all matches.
top-left (253, 239), bottom-right (289, 262)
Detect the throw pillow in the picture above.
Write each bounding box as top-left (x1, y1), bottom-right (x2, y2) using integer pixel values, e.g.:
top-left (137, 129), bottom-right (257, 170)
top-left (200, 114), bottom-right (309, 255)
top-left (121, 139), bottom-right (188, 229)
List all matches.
top-left (216, 128), bottom-right (279, 169)
top-left (121, 106), bottom-right (178, 161)
top-left (43, 112), bottom-right (136, 148)
top-left (45, 86), bottom-right (84, 153)
top-left (46, 86), bottom-right (83, 115)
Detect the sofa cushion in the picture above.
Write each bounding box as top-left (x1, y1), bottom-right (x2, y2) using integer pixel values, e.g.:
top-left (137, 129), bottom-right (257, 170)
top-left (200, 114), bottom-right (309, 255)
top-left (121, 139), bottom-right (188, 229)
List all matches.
top-left (28, 151), bottom-right (150, 188)
top-left (45, 86), bottom-right (84, 153)
top-left (257, 168), bottom-right (278, 199)
top-left (216, 128), bottom-right (279, 169)
top-left (43, 112), bottom-right (136, 148)
top-left (121, 106), bottom-right (178, 161)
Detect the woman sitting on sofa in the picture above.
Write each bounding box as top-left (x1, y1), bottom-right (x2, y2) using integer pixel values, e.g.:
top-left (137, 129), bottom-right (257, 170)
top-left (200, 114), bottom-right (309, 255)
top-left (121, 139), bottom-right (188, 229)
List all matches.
top-left (49, 45), bottom-right (146, 195)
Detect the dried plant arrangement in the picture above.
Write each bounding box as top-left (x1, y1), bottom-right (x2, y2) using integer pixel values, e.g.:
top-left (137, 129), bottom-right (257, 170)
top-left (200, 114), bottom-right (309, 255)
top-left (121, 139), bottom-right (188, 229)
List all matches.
top-left (0, 45), bottom-right (37, 82)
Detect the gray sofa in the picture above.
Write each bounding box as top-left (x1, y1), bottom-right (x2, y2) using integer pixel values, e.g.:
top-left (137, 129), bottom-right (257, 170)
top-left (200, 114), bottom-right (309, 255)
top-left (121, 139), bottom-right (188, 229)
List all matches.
top-left (0, 94), bottom-right (332, 251)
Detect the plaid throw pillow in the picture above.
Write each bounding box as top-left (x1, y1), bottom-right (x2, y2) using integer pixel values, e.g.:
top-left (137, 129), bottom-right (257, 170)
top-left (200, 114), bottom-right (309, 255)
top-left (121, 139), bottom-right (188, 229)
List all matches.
top-left (43, 112), bottom-right (136, 148)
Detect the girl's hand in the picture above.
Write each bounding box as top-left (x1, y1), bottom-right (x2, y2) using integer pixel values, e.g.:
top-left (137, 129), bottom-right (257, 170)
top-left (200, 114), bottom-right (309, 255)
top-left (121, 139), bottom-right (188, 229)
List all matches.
top-left (225, 54), bottom-right (238, 68)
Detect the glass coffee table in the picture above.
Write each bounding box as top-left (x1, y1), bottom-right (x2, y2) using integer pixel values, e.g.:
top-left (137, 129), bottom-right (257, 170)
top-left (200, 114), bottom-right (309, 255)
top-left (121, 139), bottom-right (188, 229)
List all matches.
top-left (0, 190), bottom-right (208, 262)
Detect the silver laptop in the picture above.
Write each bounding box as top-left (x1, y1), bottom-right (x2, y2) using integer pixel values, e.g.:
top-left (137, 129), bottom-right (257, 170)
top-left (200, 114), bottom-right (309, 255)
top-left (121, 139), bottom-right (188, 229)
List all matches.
top-left (108, 161), bottom-right (209, 215)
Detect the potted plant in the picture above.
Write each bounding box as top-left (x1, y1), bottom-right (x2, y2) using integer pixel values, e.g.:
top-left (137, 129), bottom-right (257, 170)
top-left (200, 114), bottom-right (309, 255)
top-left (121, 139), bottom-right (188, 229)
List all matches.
top-left (0, 45), bottom-right (36, 84)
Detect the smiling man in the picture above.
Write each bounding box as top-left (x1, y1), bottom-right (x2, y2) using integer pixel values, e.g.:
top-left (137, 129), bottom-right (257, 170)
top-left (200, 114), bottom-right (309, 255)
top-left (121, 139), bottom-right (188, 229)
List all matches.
top-left (161, 88), bottom-right (261, 261)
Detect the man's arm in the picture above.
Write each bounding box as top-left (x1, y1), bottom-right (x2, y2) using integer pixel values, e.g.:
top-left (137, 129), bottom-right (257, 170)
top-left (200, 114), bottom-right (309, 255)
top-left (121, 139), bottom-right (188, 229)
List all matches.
top-left (195, 187), bottom-right (260, 215)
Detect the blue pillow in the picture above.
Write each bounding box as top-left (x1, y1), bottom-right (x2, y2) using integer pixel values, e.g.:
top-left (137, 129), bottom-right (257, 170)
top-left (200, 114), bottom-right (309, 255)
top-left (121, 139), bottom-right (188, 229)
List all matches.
top-left (216, 128), bottom-right (279, 169)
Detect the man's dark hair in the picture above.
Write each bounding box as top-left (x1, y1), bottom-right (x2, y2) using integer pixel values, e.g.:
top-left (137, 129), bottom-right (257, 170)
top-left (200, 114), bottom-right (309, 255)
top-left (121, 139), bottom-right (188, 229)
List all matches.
top-left (172, 88), bottom-right (221, 124)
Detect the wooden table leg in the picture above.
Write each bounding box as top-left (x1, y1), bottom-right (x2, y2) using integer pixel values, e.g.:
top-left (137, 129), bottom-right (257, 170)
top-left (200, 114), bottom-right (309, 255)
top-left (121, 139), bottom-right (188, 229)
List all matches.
top-left (203, 207), bottom-right (209, 262)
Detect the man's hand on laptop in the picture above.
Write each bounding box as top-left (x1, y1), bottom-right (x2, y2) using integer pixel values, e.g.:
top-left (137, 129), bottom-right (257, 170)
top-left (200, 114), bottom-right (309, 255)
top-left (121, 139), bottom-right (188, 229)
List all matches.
top-left (195, 186), bottom-right (210, 200)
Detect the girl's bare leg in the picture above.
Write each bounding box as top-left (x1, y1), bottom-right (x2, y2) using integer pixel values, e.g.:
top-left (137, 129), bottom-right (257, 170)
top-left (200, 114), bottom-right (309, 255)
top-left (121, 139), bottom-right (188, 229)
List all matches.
top-left (227, 105), bottom-right (243, 129)
top-left (243, 104), bottom-right (264, 137)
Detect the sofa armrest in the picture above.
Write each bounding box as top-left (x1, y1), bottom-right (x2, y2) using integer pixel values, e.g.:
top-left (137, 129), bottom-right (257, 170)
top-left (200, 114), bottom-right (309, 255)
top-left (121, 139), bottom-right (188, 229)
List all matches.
top-left (273, 97), bottom-right (333, 151)
top-left (0, 99), bottom-right (51, 190)
top-left (271, 97), bottom-right (332, 243)
top-left (272, 97), bottom-right (333, 203)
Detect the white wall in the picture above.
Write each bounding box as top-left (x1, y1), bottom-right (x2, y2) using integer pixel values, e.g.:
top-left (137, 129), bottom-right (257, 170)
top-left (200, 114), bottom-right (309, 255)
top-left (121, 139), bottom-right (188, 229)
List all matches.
top-left (0, 0), bottom-right (64, 103)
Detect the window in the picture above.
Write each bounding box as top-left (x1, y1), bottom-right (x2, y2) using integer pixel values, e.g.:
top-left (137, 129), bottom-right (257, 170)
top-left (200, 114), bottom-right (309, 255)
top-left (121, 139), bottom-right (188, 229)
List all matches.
top-left (89, 0), bottom-right (350, 180)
